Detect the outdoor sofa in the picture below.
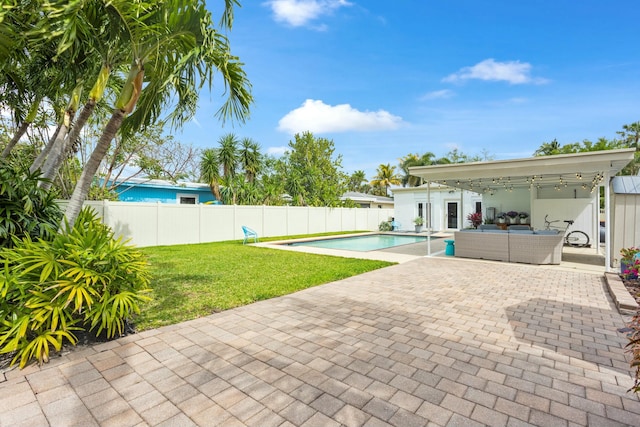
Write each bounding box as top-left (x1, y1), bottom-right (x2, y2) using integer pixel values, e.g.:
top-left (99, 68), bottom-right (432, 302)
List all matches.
top-left (454, 229), bottom-right (563, 265)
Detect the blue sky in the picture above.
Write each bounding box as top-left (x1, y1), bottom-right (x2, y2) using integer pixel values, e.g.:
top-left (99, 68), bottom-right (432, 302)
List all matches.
top-left (179, 0), bottom-right (640, 180)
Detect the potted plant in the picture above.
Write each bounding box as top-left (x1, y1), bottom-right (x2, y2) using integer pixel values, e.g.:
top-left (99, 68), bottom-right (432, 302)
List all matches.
top-left (413, 216), bottom-right (424, 232)
top-left (620, 246), bottom-right (640, 279)
top-left (506, 211), bottom-right (519, 224)
top-left (518, 212), bottom-right (529, 224)
top-left (496, 212), bottom-right (506, 223)
top-left (466, 212), bottom-right (482, 229)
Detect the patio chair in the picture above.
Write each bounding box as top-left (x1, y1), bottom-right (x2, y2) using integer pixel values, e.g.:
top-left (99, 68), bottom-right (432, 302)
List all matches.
top-left (509, 225), bottom-right (531, 230)
top-left (242, 226), bottom-right (258, 244)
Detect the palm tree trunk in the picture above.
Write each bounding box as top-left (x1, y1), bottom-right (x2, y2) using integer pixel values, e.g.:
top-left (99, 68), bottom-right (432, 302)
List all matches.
top-left (30, 124), bottom-right (62, 173)
top-left (40, 99), bottom-right (96, 189)
top-left (1, 121), bottom-right (30, 158)
top-left (2, 97), bottom-right (42, 158)
top-left (62, 109), bottom-right (125, 231)
top-left (36, 122), bottom-right (70, 188)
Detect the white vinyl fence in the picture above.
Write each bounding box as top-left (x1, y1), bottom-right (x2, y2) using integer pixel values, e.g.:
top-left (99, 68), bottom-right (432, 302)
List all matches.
top-left (73, 201), bottom-right (394, 247)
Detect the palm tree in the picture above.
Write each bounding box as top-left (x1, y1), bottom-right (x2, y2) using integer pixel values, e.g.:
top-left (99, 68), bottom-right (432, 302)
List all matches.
top-left (33, 81), bottom-right (83, 184)
top-left (238, 137), bottom-right (261, 183)
top-left (0, 1), bottom-right (48, 157)
top-left (35, 0), bottom-right (144, 183)
top-left (370, 163), bottom-right (401, 196)
top-left (218, 133), bottom-right (239, 179)
top-left (347, 170), bottom-right (367, 192)
top-left (63, 0), bottom-right (253, 229)
top-left (534, 138), bottom-right (560, 156)
top-left (399, 151), bottom-right (435, 187)
top-left (617, 121), bottom-right (640, 175)
top-left (200, 148), bottom-right (221, 201)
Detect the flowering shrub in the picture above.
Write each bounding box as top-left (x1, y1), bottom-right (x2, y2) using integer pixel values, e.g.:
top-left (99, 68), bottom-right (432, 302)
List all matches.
top-left (623, 259), bottom-right (640, 279)
top-left (621, 247), bottom-right (640, 264)
top-left (466, 212), bottom-right (482, 228)
top-left (506, 211), bottom-right (519, 219)
top-left (620, 247), bottom-right (640, 279)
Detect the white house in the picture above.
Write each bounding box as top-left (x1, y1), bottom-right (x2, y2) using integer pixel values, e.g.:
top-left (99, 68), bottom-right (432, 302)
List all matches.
top-left (340, 191), bottom-right (394, 209)
top-left (392, 184), bottom-right (482, 232)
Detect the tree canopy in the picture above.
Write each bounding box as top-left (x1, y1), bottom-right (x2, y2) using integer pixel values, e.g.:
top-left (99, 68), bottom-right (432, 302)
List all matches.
top-left (0, 0), bottom-right (253, 228)
top-left (276, 132), bottom-right (347, 207)
top-left (533, 121), bottom-right (640, 175)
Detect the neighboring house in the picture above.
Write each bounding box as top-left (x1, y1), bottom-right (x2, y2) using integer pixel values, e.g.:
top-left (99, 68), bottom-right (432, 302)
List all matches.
top-left (341, 191), bottom-right (394, 209)
top-left (611, 175), bottom-right (640, 267)
top-left (111, 177), bottom-right (217, 204)
top-left (392, 184), bottom-right (482, 232)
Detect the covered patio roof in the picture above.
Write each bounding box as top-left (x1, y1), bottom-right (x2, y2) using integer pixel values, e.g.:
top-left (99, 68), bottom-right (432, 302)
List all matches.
top-left (409, 148), bottom-right (636, 193)
top-left (409, 148), bottom-right (636, 271)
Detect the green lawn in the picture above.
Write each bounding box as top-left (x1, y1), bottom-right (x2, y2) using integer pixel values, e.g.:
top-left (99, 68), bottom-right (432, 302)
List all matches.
top-left (136, 236), bottom-right (393, 330)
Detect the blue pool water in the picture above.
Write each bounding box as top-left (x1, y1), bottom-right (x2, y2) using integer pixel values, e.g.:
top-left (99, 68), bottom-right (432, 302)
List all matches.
top-left (288, 234), bottom-right (429, 251)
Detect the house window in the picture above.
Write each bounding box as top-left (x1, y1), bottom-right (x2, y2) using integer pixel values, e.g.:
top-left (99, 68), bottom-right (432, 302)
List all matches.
top-left (177, 193), bottom-right (198, 204)
top-left (475, 201), bottom-right (482, 214)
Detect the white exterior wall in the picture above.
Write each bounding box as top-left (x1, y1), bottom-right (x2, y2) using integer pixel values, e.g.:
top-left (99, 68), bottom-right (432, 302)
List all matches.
top-left (482, 189), bottom-right (531, 219)
top-left (483, 185), bottom-right (597, 243)
top-left (392, 187), bottom-right (481, 232)
top-left (612, 193), bottom-right (640, 267)
top-left (70, 201), bottom-right (393, 247)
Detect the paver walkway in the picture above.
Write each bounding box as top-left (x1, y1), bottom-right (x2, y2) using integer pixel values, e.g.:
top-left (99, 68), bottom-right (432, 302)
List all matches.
top-left (1, 257), bottom-right (639, 426)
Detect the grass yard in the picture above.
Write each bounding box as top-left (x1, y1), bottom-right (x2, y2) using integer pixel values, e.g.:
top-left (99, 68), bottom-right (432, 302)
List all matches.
top-left (136, 238), bottom-right (393, 330)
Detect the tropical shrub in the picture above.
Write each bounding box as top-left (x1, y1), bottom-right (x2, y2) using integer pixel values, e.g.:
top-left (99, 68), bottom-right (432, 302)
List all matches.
top-left (379, 221), bottom-right (392, 231)
top-left (0, 160), bottom-right (63, 248)
top-left (628, 310), bottom-right (640, 394)
top-left (0, 208), bottom-right (151, 368)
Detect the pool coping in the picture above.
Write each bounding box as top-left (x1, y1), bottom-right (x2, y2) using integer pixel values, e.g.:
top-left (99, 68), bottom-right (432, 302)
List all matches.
top-left (252, 232), bottom-right (449, 264)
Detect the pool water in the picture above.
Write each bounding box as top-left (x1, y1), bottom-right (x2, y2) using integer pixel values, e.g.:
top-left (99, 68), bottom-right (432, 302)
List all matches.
top-left (288, 234), bottom-right (429, 251)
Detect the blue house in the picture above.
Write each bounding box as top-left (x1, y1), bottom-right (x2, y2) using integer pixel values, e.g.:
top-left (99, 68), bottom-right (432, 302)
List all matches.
top-left (111, 178), bottom-right (218, 204)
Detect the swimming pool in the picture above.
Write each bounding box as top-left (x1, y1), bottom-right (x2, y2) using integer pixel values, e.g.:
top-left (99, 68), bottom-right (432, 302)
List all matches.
top-left (288, 234), bottom-right (430, 251)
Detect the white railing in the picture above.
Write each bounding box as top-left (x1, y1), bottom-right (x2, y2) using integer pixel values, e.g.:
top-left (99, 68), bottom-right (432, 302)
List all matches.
top-left (68, 201), bottom-right (394, 247)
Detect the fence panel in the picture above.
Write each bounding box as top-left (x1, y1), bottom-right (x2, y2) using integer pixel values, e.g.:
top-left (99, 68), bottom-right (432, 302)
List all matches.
top-left (70, 201), bottom-right (392, 247)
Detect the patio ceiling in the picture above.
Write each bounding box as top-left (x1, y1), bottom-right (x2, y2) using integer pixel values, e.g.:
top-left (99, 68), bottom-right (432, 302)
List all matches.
top-left (408, 148), bottom-right (636, 193)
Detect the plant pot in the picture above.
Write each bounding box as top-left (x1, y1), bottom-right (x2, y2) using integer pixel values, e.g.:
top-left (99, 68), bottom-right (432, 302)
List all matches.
top-left (520, 218), bottom-right (528, 224)
top-left (509, 217), bottom-right (517, 224)
top-left (621, 261), bottom-right (639, 279)
top-left (497, 218), bottom-right (505, 224)
top-left (415, 225), bottom-right (423, 233)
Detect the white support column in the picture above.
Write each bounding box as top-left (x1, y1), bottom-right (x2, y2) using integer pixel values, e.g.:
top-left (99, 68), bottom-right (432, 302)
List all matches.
top-left (604, 173), bottom-right (612, 272)
top-left (427, 182), bottom-right (431, 256)
top-left (459, 190), bottom-right (464, 230)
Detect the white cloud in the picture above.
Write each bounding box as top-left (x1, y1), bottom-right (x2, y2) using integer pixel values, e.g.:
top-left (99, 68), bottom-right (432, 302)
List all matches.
top-left (420, 89), bottom-right (455, 101)
top-left (267, 146), bottom-right (288, 156)
top-left (277, 99), bottom-right (403, 134)
top-left (443, 59), bottom-right (548, 85)
top-left (264, 0), bottom-right (352, 27)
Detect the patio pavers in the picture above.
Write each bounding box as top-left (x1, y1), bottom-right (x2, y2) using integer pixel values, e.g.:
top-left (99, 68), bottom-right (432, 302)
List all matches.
top-left (1, 257), bottom-right (639, 426)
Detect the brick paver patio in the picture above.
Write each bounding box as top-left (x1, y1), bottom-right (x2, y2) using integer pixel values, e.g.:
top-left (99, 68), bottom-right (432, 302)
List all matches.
top-left (1, 257), bottom-right (639, 426)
